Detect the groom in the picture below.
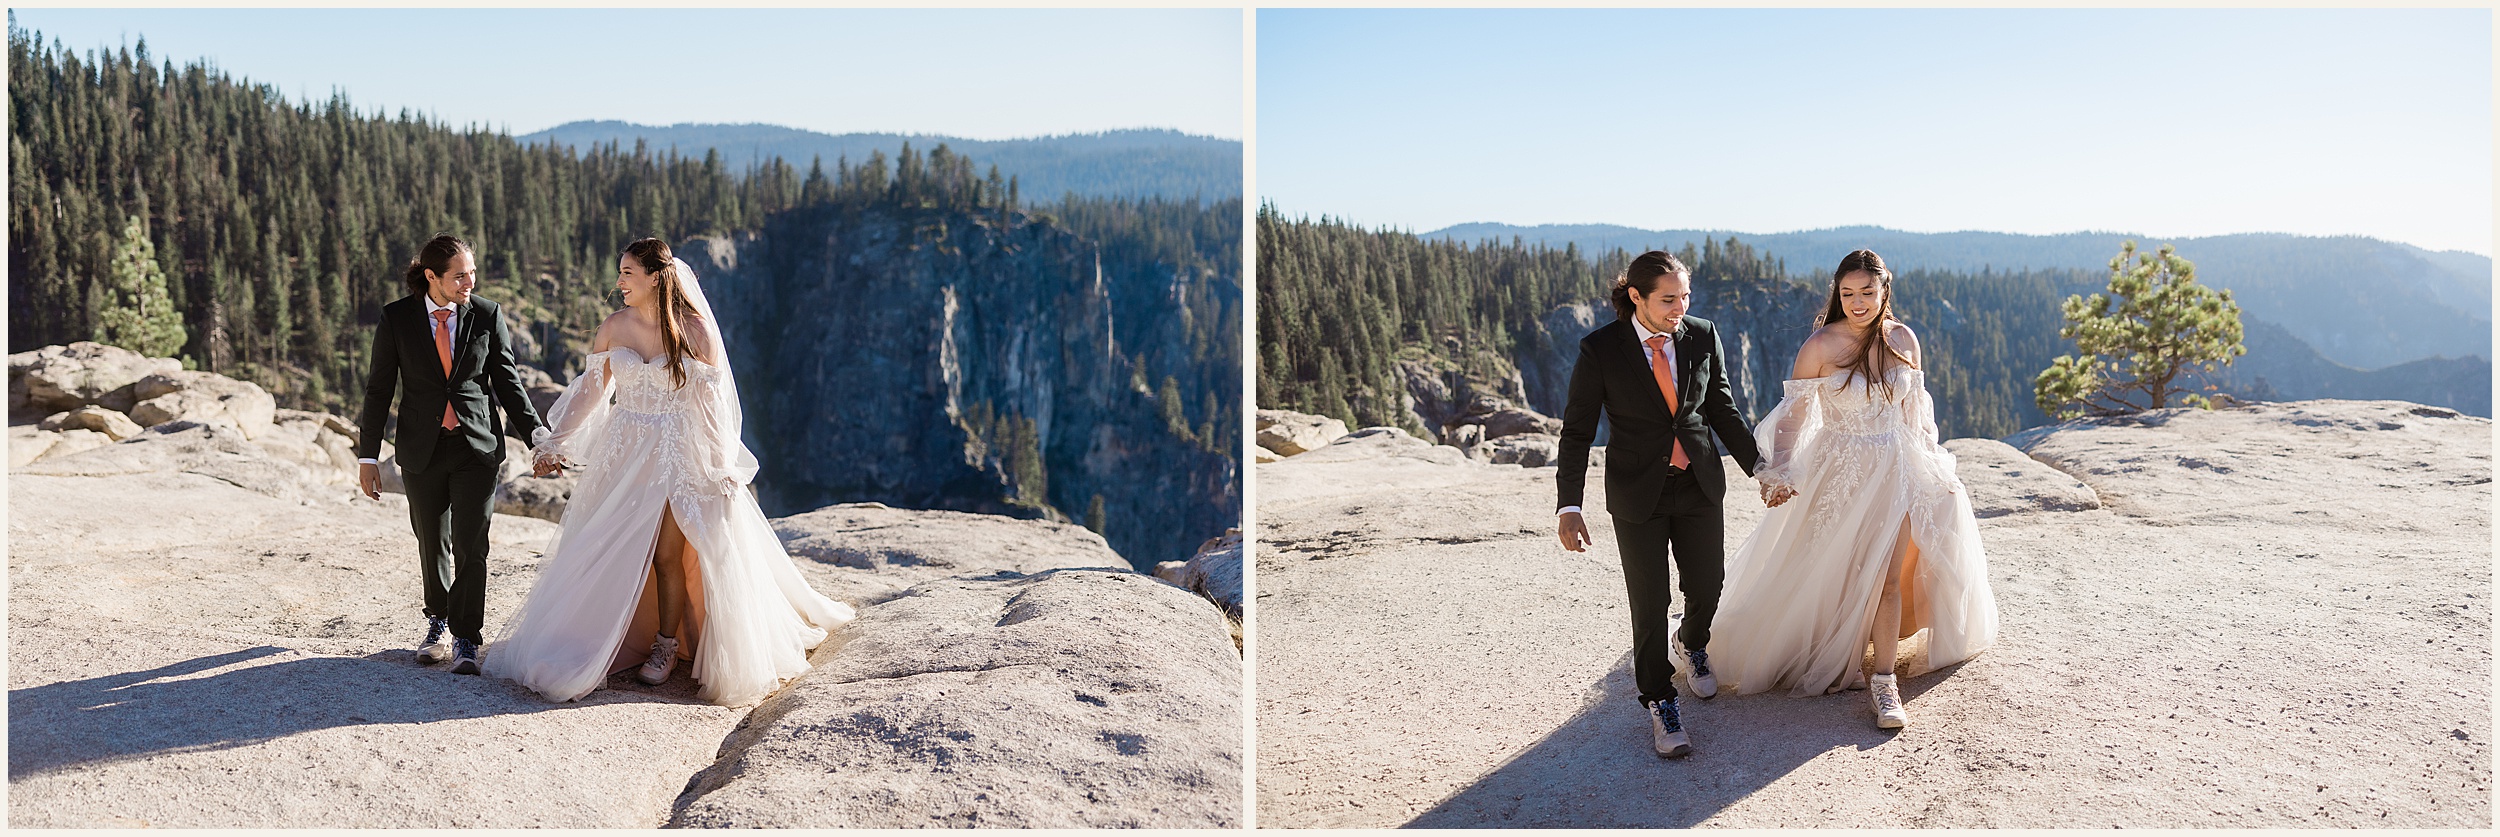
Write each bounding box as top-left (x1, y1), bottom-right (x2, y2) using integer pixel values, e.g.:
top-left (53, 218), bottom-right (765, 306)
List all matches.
top-left (1554, 250), bottom-right (1760, 758)
top-left (355, 234), bottom-right (545, 676)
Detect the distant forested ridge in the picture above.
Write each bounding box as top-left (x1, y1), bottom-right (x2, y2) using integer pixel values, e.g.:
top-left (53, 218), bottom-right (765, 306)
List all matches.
top-left (520, 122), bottom-right (1241, 204)
top-left (1428, 222), bottom-right (2493, 374)
top-left (1258, 206), bottom-right (2102, 442)
top-left (8, 23), bottom-right (1240, 567)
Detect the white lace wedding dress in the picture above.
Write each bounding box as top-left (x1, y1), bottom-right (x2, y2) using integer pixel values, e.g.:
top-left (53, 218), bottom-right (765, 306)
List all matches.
top-left (1705, 364), bottom-right (1998, 697)
top-left (482, 345), bottom-right (854, 707)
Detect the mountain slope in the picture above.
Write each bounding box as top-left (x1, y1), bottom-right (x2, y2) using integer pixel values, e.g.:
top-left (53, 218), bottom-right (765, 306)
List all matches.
top-left (1426, 223), bottom-right (2491, 371)
top-left (521, 122), bottom-right (1240, 202)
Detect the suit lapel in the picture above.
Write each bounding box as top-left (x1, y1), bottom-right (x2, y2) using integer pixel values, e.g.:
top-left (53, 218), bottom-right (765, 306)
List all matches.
top-left (1674, 326), bottom-right (1704, 413)
top-left (449, 301), bottom-right (484, 383)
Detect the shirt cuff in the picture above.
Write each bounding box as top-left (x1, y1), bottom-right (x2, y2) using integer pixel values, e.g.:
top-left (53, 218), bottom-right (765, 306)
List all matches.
top-left (1556, 506), bottom-right (1583, 516)
top-left (357, 458), bottom-right (378, 465)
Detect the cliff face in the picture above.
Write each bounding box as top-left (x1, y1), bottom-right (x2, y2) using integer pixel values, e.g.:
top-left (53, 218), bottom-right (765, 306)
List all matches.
top-left (684, 203), bottom-right (1236, 571)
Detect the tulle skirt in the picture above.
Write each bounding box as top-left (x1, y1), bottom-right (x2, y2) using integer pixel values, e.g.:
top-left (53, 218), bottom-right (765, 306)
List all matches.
top-left (1706, 428), bottom-right (1997, 697)
top-left (483, 406), bottom-right (854, 707)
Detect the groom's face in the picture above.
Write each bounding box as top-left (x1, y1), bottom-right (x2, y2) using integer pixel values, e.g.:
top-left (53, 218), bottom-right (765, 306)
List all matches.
top-left (427, 251), bottom-right (478, 306)
top-left (1632, 273), bottom-right (1692, 334)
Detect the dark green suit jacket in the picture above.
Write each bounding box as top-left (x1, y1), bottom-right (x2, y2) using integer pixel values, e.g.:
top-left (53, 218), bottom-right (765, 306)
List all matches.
top-left (1556, 315), bottom-right (1762, 512)
top-left (356, 294), bottom-right (545, 474)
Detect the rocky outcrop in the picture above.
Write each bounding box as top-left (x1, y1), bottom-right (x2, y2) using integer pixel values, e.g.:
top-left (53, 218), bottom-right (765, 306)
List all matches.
top-left (1471, 432), bottom-right (1559, 468)
top-left (1397, 357), bottom-right (1533, 445)
top-left (11, 415), bottom-right (1244, 828)
top-left (669, 569), bottom-right (1242, 828)
top-left (1157, 528), bottom-right (1244, 625)
top-left (1256, 409), bottom-right (1348, 457)
top-left (769, 502), bottom-right (1129, 607)
top-left (39, 405), bottom-right (143, 441)
top-left (1256, 399), bottom-right (2488, 828)
top-left (105, 370), bottom-right (278, 440)
top-left (9, 341), bottom-right (181, 417)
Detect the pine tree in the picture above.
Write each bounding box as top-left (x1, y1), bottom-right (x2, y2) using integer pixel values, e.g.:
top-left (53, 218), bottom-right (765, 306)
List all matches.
top-left (93, 214), bottom-right (187, 357)
top-left (2034, 241), bottom-right (2245, 418)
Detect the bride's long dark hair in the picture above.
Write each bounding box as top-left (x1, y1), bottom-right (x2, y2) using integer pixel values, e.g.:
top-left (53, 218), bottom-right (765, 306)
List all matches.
top-left (623, 237), bottom-right (700, 390)
top-left (1815, 249), bottom-right (1909, 398)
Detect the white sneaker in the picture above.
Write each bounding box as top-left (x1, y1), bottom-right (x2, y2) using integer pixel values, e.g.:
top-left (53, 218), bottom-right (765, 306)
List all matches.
top-left (638, 634), bottom-right (680, 685)
top-left (1648, 698), bottom-right (1692, 758)
top-left (417, 616), bottom-right (452, 663)
top-left (1869, 673), bottom-right (1908, 729)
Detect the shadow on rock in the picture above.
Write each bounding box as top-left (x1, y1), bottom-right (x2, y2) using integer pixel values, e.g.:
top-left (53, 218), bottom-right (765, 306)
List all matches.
top-left (1407, 652), bottom-right (1960, 827)
top-left (7, 644), bottom-right (676, 780)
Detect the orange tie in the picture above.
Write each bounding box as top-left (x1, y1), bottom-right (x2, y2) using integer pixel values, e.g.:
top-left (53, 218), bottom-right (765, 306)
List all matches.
top-left (1646, 334), bottom-right (1690, 469)
top-left (433, 309), bottom-right (458, 430)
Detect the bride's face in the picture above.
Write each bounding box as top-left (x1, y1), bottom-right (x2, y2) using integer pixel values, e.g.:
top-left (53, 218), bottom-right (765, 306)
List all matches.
top-left (1836, 270), bottom-right (1884, 329)
top-left (617, 255), bottom-right (657, 308)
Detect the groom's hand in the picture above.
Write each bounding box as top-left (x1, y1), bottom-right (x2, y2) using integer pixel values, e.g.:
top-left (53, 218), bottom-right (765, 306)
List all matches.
top-left (358, 462), bottom-right (381, 500)
top-left (1557, 511), bottom-right (1592, 552)
top-left (531, 453), bottom-right (561, 478)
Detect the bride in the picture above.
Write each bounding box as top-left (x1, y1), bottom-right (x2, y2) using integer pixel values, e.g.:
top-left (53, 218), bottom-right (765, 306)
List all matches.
top-left (1704, 248), bottom-right (1997, 729)
top-left (483, 237), bottom-right (855, 707)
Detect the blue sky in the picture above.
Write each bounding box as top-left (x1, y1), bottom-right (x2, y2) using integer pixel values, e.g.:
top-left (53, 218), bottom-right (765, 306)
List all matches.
top-left (1259, 8), bottom-right (2492, 256)
top-left (10, 8), bottom-right (1243, 140)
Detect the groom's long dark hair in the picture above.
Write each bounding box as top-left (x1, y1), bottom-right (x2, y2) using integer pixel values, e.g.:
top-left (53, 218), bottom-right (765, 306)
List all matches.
top-left (403, 234), bottom-right (472, 298)
top-left (1608, 250), bottom-right (1689, 324)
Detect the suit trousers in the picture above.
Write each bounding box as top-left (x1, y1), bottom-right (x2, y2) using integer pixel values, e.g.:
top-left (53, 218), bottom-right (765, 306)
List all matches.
top-left (402, 429), bottom-right (499, 643)
top-left (1612, 468), bottom-right (1726, 706)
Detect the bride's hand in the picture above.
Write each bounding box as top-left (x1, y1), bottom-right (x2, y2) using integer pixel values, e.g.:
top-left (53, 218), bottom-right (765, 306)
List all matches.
top-left (1760, 482), bottom-right (1795, 507)
top-left (531, 451), bottom-right (562, 478)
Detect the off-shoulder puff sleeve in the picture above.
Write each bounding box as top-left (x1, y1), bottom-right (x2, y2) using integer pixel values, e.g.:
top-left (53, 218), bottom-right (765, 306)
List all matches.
top-left (682, 361), bottom-right (759, 494)
top-left (529, 353), bottom-right (613, 466)
top-left (1751, 377), bottom-right (1826, 491)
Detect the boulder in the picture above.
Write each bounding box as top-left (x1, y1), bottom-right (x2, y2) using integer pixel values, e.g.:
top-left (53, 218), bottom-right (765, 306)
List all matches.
top-left (1254, 446), bottom-right (1282, 464)
top-left (10, 342), bottom-right (180, 417)
top-left (668, 569), bottom-right (1242, 828)
top-left (771, 503), bottom-right (1128, 607)
top-left (1475, 406), bottom-right (1562, 441)
top-left (496, 471), bottom-right (576, 522)
top-left (40, 406), bottom-right (144, 441)
top-left (123, 371), bottom-right (277, 440)
top-left (1474, 432), bottom-right (1560, 467)
top-left (1156, 528), bottom-right (1244, 624)
top-left (1255, 408), bottom-right (1349, 457)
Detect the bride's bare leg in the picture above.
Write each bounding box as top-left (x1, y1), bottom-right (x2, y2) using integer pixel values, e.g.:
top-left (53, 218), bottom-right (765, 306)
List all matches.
top-left (653, 505), bottom-right (690, 639)
top-left (1872, 527), bottom-right (1919, 676)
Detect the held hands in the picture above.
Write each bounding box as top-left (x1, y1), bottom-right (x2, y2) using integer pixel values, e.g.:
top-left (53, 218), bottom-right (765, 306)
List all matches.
top-left (531, 451), bottom-right (563, 478)
top-left (1557, 511), bottom-right (1592, 553)
top-left (358, 462), bottom-right (382, 500)
top-left (1760, 481), bottom-right (1797, 507)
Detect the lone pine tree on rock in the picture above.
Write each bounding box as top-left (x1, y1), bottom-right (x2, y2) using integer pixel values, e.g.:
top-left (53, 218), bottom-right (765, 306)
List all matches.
top-left (2034, 240), bottom-right (2245, 419)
